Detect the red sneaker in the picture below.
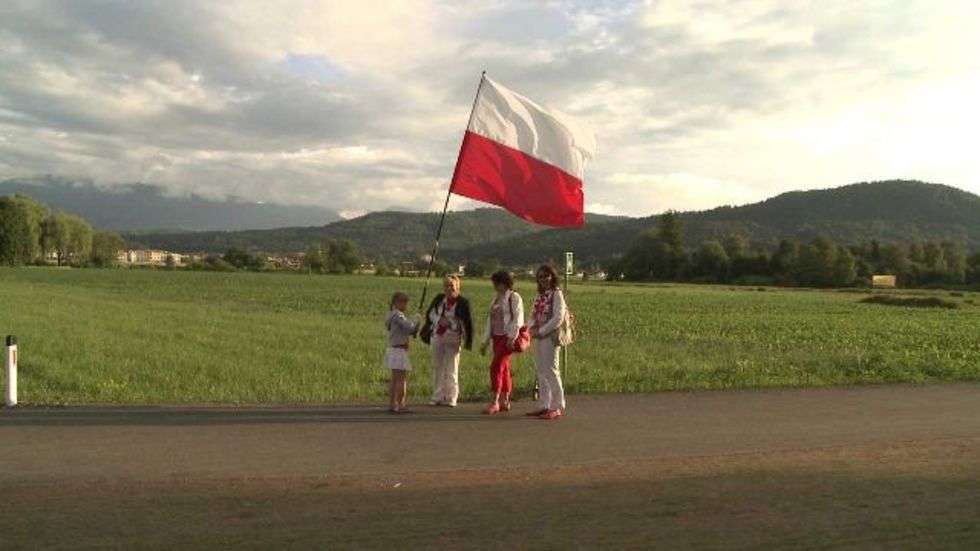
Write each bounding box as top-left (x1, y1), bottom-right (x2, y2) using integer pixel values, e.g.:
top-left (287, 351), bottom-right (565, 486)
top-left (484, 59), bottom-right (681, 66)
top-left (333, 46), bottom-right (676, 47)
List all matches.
top-left (538, 409), bottom-right (562, 420)
top-left (483, 403), bottom-right (500, 415)
top-left (525, 408), bottom-right (548, 417)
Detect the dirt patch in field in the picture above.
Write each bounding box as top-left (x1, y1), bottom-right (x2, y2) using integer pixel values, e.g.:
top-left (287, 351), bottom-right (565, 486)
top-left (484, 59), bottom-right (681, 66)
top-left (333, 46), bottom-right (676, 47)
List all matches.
top-left (860, 295), bottom-right (959, 309)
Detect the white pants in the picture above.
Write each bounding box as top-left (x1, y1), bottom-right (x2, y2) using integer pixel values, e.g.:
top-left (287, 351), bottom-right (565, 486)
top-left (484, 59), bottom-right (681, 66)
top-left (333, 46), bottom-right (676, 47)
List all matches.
top-left (534, 339), bottom-right (565, 411)
top-left (430, 333), bottom-right (461, 405)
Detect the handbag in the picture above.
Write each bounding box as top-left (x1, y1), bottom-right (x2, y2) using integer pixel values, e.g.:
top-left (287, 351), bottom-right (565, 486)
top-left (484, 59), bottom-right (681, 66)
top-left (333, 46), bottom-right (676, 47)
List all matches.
top-left (508, 293), bottom-right (530, 353)
top-left (511, 325), bottom-right (531, 353)
top-left (419, 294), bottom-right (441, 345)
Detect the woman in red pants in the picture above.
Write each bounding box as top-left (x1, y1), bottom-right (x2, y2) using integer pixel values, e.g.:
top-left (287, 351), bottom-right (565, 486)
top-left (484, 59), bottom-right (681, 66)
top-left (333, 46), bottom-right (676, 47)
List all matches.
top-left (479, 270), bottom-right (524, 414)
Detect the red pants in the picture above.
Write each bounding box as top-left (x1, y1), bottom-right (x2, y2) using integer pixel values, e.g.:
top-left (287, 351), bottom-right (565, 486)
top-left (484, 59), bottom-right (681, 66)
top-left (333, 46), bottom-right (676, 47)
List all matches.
top-left (489, 335), bottom-right (513, 395)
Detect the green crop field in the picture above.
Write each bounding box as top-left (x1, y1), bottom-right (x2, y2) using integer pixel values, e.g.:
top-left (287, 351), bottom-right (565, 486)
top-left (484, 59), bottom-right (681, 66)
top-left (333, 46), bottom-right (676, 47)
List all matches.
top-left (1, 268), bottom-right (978, 404)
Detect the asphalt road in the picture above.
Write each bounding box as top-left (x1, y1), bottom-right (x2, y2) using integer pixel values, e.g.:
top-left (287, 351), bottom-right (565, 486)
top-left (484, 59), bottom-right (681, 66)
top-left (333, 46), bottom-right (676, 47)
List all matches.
top-left (3, 383), bottom-right (978, 484)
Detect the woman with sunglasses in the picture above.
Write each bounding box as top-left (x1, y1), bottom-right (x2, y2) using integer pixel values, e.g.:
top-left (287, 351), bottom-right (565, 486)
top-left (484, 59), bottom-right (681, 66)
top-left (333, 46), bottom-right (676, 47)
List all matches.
top-left (528, 264), bottom-right (567, 420)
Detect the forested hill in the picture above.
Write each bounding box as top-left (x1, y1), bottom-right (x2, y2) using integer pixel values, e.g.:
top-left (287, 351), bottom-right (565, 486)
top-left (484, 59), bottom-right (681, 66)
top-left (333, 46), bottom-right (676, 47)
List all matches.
top-left (451, 180), bottom-right (980, 266)
top-left (127, 209), bottom-right (625, 257)
top-left (0, 176), bottom-right (340, 231)
top-left (125, 180), bottom-right (980, 263)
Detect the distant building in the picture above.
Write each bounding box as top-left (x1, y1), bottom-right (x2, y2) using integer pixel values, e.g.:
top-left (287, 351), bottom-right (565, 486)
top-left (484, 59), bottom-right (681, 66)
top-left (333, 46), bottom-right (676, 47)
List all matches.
top-left (356, 263), bottom-right (377, 275)
top-left (397, 261), bottom-right (420, 277)
top-left (265, 253), bottom-right (304, 270)
top-left (119, 249), bottom-right (185, 266)
top-left (872, 274), bottom-right (897, 288)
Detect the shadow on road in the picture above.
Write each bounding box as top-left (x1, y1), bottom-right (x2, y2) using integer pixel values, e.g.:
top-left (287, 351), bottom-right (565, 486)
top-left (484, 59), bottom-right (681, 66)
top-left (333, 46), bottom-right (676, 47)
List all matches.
top-left (3, 454), bottom-right (979, 549)
top-left (0, 406), bottom-right (517, 427)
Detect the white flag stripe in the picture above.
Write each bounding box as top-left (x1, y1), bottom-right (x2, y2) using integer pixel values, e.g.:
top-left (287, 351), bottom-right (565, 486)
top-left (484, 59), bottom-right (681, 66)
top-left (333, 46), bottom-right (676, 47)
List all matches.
top-left (468, 77), bottom-right (597, 179)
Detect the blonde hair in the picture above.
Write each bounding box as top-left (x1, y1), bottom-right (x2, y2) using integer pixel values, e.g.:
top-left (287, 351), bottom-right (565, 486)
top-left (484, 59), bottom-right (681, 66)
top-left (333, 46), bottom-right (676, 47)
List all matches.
top-left (389, 291), bottom-right (409, 310)
top-left (444, 274), bottom-right (461, 291)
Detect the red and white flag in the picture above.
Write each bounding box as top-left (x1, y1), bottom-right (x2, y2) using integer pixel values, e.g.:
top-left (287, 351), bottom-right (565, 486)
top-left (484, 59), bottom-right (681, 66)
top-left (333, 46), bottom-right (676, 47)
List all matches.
top-left (450, 76), bottom-right (597, 227)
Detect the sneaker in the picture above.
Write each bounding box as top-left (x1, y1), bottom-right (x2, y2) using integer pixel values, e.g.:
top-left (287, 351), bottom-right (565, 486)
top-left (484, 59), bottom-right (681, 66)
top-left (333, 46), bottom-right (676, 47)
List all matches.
top-left (500, 402), bottom-right (511, 412)
top-left (525, 408), bottom-right (548, 417)
top-left (538, 409), bottom-right (562, 420)
top-left (429, 400), bottom-right (440, 406)
top-left (483, 403), bottom-right (500, 415)
top-left (445, 402), bottom-right (457, 408)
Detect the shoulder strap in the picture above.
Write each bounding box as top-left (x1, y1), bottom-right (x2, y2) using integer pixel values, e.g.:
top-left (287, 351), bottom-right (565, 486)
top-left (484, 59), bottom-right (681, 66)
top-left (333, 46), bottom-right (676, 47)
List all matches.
top-left (429, 293), bottom-right (443, 312)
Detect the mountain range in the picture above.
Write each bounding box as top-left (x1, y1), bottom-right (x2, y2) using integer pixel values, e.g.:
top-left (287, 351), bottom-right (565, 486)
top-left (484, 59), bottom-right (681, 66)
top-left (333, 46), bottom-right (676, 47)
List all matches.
top-left (4, 177), bottom-right (979, 265)
top-left (458, 180), bottom-right (980, 266)
top-left (124, 209), bottom-right (624, 261)
top-left (0, 176), bottom-right (340, 231)
top-left (123, 180), bottom-right (980, 265)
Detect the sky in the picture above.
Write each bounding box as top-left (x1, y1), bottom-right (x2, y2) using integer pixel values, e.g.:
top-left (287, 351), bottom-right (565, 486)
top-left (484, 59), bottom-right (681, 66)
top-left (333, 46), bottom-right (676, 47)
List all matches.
top-left (1, 0), bottom-right (978, 218)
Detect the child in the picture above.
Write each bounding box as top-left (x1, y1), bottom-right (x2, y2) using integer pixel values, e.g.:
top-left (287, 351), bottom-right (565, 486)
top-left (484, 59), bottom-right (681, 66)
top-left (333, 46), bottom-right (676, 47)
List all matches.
top-left (385, 291), bottom-right (422, 413)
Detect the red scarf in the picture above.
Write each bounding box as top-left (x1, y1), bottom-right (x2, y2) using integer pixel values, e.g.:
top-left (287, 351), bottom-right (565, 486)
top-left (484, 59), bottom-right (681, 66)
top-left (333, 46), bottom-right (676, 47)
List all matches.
top-left (436, 295), bottom-right (459, 335)
top-left (533, 289), bottom-right (553, 326)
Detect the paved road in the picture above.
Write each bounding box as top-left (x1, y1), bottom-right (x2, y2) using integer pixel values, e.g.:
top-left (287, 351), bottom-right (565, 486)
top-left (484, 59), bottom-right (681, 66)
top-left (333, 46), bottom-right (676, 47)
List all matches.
top-left (3, 383), bottom-right (978, 484)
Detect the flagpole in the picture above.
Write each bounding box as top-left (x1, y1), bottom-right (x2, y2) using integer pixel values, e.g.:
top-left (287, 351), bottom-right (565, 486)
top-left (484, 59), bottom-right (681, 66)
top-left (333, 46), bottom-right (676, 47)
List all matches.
top-left (417, 70), bottom-right (487, 312)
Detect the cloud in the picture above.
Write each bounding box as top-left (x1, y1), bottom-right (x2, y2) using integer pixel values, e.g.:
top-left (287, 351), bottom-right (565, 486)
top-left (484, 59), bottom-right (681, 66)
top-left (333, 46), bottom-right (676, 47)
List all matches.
top-left (0, 0), bottom-right (978, 218)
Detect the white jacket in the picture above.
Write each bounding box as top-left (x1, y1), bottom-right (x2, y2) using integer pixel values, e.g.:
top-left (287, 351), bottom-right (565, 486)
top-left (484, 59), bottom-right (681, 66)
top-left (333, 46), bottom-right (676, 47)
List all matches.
top-left (482, 290), bottom-right (524, 344)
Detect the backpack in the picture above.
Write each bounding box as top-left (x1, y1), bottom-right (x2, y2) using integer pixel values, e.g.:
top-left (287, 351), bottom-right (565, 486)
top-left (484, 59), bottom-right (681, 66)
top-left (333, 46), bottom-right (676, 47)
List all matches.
top-left (551, 291), bottom-right (575, 347)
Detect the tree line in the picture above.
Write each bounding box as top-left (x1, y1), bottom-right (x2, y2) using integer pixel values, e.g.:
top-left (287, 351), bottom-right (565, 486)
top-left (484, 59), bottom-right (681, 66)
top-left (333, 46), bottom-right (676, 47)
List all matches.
top-left (608, 211), bottom-right (980, 288)
top-left (6, 192), bottom-right (978, 288)
top-left (171, 241), bottom-right (366, 274)
top-left (301, 240), bottom-right (363, 274)
top-left (0, 194), bottom-right (124, 267)
top-left (0, 193), bottom-right (372, 274)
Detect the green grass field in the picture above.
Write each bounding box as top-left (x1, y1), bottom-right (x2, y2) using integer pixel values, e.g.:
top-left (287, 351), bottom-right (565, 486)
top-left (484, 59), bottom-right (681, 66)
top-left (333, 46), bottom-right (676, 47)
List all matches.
top-left (1, 268), bottom-right (978, 404)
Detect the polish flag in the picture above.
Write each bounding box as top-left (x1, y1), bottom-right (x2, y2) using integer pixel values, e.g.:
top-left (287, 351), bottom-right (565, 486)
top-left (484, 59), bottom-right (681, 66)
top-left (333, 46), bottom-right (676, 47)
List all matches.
top-left (450, 76), bottom-right (597, 227)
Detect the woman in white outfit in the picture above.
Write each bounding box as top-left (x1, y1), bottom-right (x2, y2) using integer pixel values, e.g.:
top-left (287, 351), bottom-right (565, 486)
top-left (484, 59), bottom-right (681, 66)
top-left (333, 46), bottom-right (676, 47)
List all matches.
top-left (422, 275), bottom-right (473, 407)
top-left (528, 264), bottom-right (567, 420)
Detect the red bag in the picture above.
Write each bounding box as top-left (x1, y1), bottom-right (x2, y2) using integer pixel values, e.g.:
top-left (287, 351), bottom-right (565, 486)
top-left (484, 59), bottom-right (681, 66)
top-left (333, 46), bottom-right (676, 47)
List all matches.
top-left (510, 325), bottom-right (531, 353)
top-left (505, 293), bottom-right (530, 353)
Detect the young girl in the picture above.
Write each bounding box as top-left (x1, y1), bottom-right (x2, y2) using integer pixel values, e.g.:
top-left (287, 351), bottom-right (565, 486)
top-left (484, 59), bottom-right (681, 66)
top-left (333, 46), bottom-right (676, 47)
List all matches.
top-left (385, 291), bottom-right (422, 413)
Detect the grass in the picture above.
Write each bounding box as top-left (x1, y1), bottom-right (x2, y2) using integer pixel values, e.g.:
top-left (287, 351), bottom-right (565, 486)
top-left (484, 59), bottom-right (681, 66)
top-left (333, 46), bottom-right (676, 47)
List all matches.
top-left (1, 268), bottom-right (979, 404)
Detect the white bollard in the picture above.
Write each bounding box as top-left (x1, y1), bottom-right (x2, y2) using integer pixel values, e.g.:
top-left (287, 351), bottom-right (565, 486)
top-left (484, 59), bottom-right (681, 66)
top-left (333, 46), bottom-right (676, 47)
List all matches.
top-left (5, 335), bottom-right (16, 407)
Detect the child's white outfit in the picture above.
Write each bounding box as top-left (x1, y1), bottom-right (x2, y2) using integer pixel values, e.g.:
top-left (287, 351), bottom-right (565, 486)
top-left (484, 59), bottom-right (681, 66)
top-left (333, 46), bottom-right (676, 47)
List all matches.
top-left (385, 310), bottom-right (420, 371)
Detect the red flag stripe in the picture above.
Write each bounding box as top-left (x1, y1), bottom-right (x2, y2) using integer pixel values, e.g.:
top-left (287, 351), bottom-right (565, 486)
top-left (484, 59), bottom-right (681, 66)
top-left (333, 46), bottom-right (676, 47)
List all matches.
top-left (451, 131), bottom-right (584, 228)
